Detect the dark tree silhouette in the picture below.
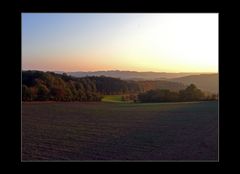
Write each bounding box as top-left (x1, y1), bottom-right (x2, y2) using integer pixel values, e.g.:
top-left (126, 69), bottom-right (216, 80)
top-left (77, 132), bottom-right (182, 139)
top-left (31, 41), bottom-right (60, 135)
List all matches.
top-left (138, 84), bottom-right (208, 103)
top-left (179, 84), bottom-right (205, 101)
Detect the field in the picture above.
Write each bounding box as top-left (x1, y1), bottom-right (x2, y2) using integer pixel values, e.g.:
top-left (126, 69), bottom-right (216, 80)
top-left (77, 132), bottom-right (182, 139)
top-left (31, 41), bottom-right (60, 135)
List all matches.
top-left (101, 95), bottom-right (123, 102)
top-left (22, 101), bottom-right (218, 161)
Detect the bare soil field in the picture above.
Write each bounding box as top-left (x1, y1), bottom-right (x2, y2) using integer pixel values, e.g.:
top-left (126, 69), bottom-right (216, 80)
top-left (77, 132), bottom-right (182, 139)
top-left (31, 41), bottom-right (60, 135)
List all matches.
top-left (22, 101), bottom-right (218, 161)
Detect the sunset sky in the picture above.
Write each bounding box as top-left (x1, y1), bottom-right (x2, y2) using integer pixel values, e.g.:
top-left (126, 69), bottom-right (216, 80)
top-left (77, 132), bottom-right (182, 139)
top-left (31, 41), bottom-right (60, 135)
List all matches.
top-left (22, 13), bottom-right (218, 73)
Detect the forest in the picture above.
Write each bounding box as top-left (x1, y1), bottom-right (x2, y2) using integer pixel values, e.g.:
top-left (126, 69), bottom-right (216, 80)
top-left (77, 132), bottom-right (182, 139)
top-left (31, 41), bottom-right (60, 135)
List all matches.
top-left (22, 70), bottom-right (217, 102)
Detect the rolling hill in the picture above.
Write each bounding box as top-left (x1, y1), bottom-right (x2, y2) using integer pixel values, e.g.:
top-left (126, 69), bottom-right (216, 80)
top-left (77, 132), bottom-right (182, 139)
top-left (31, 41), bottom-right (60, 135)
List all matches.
top-left (58, 70), bottom-right (202, 80)
top-left (169, 74), bottom-right (218, 93)
top-left (54, 70), bottom-right (218, 93)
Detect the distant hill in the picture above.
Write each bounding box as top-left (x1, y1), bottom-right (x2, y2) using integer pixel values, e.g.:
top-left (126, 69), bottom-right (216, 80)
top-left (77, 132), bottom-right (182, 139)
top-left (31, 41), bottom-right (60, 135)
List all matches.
top-left (54, 70), bottom-right (217, 93)
top-left (57, 70), bottom-right (203, 80)
top-left (136, 80), bottom-right (186, 92)
top-left (169, 74), bottom-right (218, 93)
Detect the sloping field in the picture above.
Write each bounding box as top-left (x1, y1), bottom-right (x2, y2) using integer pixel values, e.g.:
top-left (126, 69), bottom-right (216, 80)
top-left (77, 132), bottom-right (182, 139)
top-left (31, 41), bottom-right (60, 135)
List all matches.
top-left (22, 101), bottom-right (218, 161)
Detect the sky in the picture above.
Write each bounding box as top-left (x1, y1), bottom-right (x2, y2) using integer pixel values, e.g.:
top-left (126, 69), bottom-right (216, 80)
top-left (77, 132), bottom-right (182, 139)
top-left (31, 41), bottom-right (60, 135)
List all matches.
top-left (22, 13), bottom-right (218, 73)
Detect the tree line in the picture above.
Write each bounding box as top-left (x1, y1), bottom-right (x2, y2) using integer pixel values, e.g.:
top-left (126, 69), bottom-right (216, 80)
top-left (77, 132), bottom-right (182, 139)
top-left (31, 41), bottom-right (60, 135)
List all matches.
top-left (22, 70), bottom-right (218, 102)
top-left (22, 71), bottom-right (101, 101)
top-left (22, 70), bottom-right (145, 101)
top-left (137, 84), bottom-right (218, 103)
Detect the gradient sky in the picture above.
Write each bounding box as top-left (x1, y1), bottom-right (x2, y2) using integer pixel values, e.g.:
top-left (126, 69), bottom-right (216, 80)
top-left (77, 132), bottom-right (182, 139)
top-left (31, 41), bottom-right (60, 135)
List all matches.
top-left (22, 13), bottom-right (218, 72)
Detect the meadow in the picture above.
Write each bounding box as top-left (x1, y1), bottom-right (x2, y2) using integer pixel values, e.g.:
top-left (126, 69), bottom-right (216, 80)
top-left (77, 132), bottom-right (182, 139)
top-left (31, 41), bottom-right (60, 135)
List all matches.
top-left (101, 95), bottom-right (124, 102)
top-left (22, 101), bottom-right (218, 161)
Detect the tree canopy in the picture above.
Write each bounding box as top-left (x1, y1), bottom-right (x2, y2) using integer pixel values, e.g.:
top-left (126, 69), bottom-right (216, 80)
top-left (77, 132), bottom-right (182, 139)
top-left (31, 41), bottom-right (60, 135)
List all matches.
top-left (22, 71), bottom-right (102, 101)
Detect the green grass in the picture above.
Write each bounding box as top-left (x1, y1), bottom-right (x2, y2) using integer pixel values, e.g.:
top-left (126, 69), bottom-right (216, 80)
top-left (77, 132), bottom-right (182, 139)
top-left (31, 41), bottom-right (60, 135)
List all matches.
top-left (101, 95), bottom-right (123, 102)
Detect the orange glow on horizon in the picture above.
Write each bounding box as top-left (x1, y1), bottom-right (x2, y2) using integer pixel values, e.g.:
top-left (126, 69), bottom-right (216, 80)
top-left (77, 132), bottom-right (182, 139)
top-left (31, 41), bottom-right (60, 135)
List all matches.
top-left (22, 13), bottom-right (218, 73)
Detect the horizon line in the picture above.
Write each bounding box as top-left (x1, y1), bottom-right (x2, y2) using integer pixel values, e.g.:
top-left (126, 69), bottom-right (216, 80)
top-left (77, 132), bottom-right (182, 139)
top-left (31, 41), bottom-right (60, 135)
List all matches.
top-left (22, 69), bottom-right (218, 74)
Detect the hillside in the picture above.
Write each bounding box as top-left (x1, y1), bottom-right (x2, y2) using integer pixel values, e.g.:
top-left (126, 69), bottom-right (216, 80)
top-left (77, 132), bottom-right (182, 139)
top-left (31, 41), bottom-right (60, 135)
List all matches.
top-left (137, 80), bottom-right (185, 92)
top-left (22, 70), bottom-right (186, 101)
top-left (170, 74), bottom-right (218, 93)
top-left (58, 70), bottom-right (201, 80)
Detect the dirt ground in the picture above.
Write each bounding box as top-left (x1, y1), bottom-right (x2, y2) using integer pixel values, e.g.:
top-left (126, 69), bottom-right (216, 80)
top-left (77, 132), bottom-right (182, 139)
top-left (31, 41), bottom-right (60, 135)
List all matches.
top-left (22, 101), bottom-right (218, 161)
